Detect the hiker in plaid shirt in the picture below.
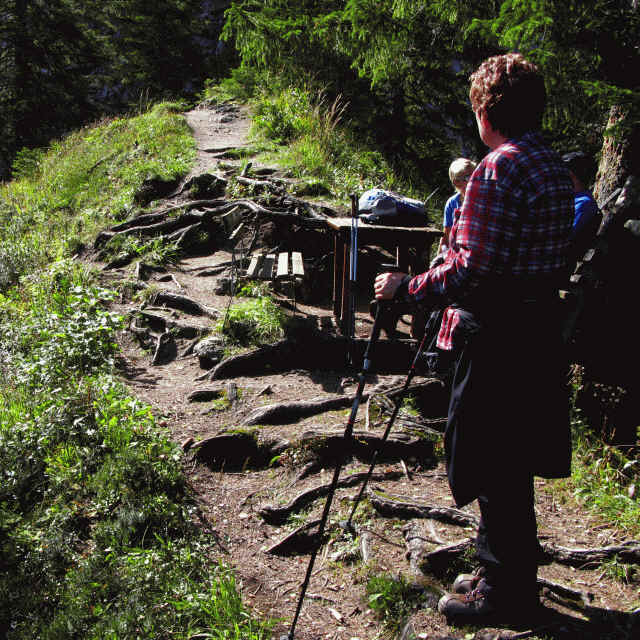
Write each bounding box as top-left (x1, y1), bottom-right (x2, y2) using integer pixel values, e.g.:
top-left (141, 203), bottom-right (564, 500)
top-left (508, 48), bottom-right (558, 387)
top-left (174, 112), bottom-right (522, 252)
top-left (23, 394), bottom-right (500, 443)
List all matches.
top-left (375, 53), bottom-right (574, 621)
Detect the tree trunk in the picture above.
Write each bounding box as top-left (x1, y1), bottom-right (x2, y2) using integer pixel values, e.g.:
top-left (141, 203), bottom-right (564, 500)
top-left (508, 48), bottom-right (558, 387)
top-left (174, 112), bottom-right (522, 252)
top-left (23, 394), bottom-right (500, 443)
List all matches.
top-left (593, 105), bottom-right (640, 204)
top-left (575, 105), bottom-right (640, 446)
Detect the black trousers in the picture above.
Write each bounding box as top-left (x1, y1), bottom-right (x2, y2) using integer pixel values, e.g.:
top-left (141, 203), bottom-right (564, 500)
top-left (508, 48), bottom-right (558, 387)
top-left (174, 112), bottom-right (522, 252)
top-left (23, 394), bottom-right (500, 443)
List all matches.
top-left (475, 472), bottom-right (539, 604)
top-left (443, 302), bottom-right (570, 605)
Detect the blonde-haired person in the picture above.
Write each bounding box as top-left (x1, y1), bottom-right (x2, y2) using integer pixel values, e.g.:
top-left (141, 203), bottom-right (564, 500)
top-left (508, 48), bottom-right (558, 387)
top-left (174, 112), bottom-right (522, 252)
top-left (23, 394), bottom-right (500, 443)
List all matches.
top-left (438, 158), bottom-right (477, 254)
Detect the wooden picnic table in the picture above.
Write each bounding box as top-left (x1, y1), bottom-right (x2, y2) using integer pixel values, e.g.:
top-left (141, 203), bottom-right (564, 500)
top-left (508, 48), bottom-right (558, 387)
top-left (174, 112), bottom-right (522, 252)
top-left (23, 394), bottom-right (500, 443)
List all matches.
top-left (325, 217), bottom-right (442, 335)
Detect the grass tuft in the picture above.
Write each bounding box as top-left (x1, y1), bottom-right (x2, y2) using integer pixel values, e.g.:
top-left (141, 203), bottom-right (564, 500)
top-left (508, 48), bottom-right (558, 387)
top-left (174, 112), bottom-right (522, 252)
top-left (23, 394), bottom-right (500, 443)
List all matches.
top-left (217, 295), bottom-right (287, 346)
top-left (250, 86), bottom-right (398, 202)
top-left (570, 415), bottom-right (640, 538)
top-left (366, 572), bottom-right (436, 636)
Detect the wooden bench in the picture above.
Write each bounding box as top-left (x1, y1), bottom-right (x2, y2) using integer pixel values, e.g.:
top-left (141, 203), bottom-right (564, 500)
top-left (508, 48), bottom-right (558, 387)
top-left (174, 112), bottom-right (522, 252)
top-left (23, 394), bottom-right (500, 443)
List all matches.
top-left (245, 251), bottom-right (305, 311)
top-left (245, 251), bottom-right (304, 280)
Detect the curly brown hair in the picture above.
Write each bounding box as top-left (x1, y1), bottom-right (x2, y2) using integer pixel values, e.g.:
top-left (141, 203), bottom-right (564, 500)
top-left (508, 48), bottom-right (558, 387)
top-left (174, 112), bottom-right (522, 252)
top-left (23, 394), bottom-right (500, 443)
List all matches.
top-left (469, 53), bottom-right (546, 138)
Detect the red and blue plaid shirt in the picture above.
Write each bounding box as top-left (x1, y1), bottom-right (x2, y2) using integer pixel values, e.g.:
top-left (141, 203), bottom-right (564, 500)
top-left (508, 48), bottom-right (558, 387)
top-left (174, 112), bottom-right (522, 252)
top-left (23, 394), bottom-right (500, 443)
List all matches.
top-left (407, 132), bottom-right (574, 350)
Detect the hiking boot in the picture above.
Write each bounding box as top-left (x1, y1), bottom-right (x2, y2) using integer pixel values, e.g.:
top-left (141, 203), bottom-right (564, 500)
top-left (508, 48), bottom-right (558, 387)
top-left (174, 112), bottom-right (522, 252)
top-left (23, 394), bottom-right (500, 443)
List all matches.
top-left (452, 566), bottom-right (486, 594)
top-left (438, 588), bottom-right (495, 619)
top-left (439, 585), bottom-right (542, 623)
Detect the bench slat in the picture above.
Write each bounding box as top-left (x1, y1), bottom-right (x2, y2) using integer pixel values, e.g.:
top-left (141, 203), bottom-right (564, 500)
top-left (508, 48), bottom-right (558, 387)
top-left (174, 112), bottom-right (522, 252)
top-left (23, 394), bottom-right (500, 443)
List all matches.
top-left (291, 252), bottom-right (304, 276)
top-left (246, 254), bottom-right (262, 278)
top-left (277, 252), bottom-right (289, 278)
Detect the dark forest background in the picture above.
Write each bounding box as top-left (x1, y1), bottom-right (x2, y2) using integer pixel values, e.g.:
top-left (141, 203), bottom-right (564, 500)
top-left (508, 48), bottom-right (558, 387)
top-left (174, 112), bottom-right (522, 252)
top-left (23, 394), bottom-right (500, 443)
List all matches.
top-left (2, 0), bottom-right (639, 195)
top-left (0, 0), bottom-right (235, 178)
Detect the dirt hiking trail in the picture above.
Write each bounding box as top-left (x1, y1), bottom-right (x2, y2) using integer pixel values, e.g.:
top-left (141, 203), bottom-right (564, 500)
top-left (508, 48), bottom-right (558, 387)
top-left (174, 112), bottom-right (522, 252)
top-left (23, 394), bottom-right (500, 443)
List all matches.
top-left (95, 102), bottom-right (639, 640)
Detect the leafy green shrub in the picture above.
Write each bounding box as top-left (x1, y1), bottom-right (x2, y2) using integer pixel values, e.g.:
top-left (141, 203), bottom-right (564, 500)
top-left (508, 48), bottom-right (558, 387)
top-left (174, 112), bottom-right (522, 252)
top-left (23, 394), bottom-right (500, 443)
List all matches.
top-left (247, 86), bottom-right (397, 201)
top-left (218, 296), bottom-right (286, 345)
top-left (45, 552), bottom-right (274, 640)
top-left (2, 281), bottom-right (122, 389)
top-left (0, 238), bottom-right (41, 292)
top-left (237, 280), bottom-right (271, 298)
top-left (101, 234), bottom-right (180, 266)
top-left (202, 65), bottom-right (263, 103)
top-left (0, 103), bottom-right (195, 283)
top-left (252, 87), bottom-right (314, 143)
top-left (0, 259), bottom-right (273, 637)
top-left (571, 416), bottom-right (640, 537)
top-left (11, 147), bottom-right (45, 180)
top-left (149, 100), bottom-right (191, 116)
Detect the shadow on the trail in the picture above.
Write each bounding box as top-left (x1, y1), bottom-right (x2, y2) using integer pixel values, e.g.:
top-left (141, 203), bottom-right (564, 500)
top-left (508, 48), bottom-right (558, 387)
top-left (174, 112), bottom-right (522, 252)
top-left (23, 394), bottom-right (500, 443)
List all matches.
top-left (434, 598), bottom-right (639, 640)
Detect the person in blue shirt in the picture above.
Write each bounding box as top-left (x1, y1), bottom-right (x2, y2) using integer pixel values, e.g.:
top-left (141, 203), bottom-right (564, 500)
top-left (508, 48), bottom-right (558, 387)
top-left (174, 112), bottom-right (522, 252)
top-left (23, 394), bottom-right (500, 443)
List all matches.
top-left (562, 151), bottom-right (602, 265)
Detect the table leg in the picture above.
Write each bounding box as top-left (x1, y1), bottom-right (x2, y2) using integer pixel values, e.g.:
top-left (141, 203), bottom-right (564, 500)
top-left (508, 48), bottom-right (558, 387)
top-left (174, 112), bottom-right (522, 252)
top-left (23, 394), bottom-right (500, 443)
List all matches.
top-left (333, 234), bottom-right (343, 320)
top-left (397, 246), bottom-right (409, 273)
top-left (341, 241), bottom-right (351, 334)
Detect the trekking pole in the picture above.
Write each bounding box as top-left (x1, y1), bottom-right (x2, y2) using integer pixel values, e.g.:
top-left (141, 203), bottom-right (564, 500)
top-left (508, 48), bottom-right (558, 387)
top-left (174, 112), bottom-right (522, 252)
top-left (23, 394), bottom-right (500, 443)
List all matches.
top-left (281, 301), bottom-right (389, 640)
top-left (341, 305), bottom-right (442, 535)
top-left (347, 193), bottom-right (359, 365)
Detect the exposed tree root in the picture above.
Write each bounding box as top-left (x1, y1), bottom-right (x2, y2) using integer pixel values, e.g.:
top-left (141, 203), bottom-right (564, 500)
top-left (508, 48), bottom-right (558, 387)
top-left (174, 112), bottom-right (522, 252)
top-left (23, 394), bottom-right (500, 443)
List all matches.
top-left (139, 310), bottom-right (207, 338)
top-left (141, 198), bottom-right (230, 219)
top-left (539, 539), bottom-right (640, 567)
top-left (211, 334), bottom-right (421, 380)
top-left (385, 489), bottom-right (640, 569)
top-left (128, 322), bottom-right (154, 349)
top-left (242, 394), bottom-right (357, 425)
top-left (538, 577), bottom-right (595, 608)
top-left (403, 518), bottom-right (638, 617)
top-left (151, 331), bottom-right (176, 365)
top-left (134, 262), bottom-right (166, 281)
top-left (403, 523), bottom-right (596, 610)
top-left (111, 211), bottom-right (204, 239)
top-left (258, 469), bottom-right (405, 525)
top-left (187, 387), bottom-right (224, 402)
top-left (240, 376), bottom-right (442, 424)
top-left (191, 432), bottom-right (288, 469)
top-left (358, 530), bottom-right (372, 565)
top-left (111, 210), bottom-right (176, 232)
top-left (236, 175), bottom-right (284, 193)
top-left (368, 488), bottom-right (479, 526)
top-left (167, 222), bottom-right (202, 248)
top-left (265, 518), bottom-right (323, 555)
top-left (190, 426), bottom-right (433, 476)
top-left (241, 377), bottom-right (446, 426)
top-left (290, 429), bottom-right (434, 467)
top-left (289, 461), bottom-right (320, 485)
top-left (149, 290), bottom-right (218, 318)
top-left (419, 532), bottom-right (640, 571)
top-left (210, 338), bottom-right (296, 380)
top-left (403, 522), bottom-right (470, 578)
top-left (94, 202), bottom-right (227, 249)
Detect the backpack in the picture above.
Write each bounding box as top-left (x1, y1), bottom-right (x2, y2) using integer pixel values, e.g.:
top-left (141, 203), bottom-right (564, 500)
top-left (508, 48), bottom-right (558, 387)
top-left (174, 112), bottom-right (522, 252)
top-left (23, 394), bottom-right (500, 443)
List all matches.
top-left (357, 189), bottom-right (427, 227)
